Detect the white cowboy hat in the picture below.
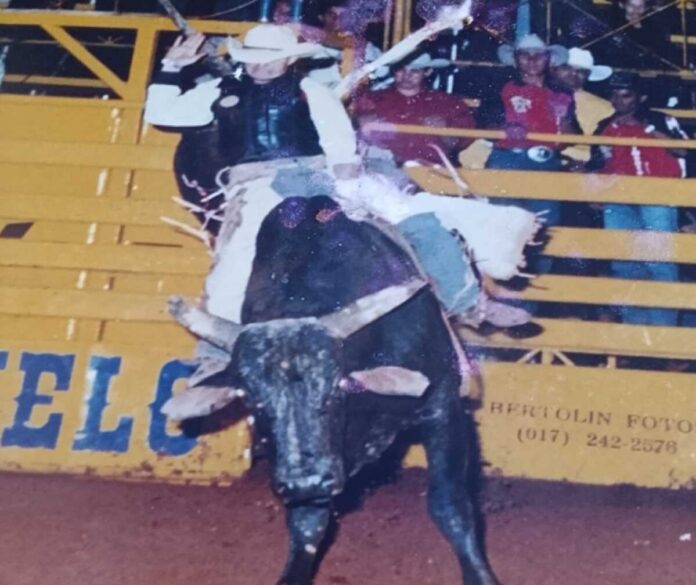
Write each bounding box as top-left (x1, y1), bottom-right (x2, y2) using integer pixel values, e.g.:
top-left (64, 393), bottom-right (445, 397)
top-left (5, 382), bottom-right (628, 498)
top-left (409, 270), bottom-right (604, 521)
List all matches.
top-left (565, 47), bottom-right (612, 81)
top-left (226, 24), bottom-right (325, 64)
top-left (401, 53), bottom-right (451, 70)
top-left (497, 34), bottom-right (568, 68)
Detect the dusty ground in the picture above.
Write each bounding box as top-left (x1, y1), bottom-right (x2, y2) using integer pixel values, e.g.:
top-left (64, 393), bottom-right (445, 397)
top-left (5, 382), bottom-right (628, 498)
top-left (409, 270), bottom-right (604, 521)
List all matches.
top-left (0, 466), bottom-right (694, 585)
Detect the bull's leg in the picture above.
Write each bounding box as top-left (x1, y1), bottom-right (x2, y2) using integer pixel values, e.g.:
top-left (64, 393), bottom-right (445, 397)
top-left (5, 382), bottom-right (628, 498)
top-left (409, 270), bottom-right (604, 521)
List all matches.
top-left (421, 394), bottom-right (500, 585)
top-left (276, 504), bottom-right (331, 585)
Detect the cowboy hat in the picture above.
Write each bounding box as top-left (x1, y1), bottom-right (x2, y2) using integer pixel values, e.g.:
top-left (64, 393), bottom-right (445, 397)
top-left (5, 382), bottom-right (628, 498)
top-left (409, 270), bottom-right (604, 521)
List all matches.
top-left (497, 34), bottom-right (568, 68)
top-left (400, 53), bottom-right (451, 70)
top-left (565, 47), bottom-right (612, 81)
top-left (226, 24), bottom-right (325, 64)
top-left (608, 71), bottom-right (643, 92)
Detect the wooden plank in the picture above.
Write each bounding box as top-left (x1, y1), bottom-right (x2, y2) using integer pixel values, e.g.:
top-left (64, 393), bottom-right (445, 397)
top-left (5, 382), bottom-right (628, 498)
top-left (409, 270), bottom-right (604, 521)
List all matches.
top-left (0, 287), bottom-right (171, 321)
top-left (0, 94), bottom-right (143, 110)
top-left (0, 102), bottom-right (141, 143)
top-left (498, 274), bottom-right (696, 310)
top-left (0, 164), bottom-right (131, 198)
top-left (0, 193), bottom-right (195, 226)
top-left (108, 273), bottom-right (203, 296)
top-left (408, 167), bottom-right (696, 207)
top-left (121, 225), bottom-right (205, 248)
top-left (0, 315), bottom-right (73, 342)
top-left (0, 241), bottom-right (209, 276)
top-left (100, 321), bottom-right (196, 349)
top-left (545, 227), bottom-right (696, 264)
top-left (1, 220), bottom-right (123, 245)
top-left (459, 318), bottom-right (696, 359)
top-left (0, 266), bottom-right (84, 290)
top-left (0, 139), bottom-right (172, 171)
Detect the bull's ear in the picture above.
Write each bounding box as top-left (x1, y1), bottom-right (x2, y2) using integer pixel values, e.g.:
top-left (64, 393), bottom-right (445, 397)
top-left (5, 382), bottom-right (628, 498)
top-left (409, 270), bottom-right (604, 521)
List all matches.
top-left (345, 366), bottom-right (430, 398)
top-left (168, 296), bottom-right (243, 353)
top-left (162, 385), bottom-right (245, 421)
top-left (319, 279), bottom-right (427, 339)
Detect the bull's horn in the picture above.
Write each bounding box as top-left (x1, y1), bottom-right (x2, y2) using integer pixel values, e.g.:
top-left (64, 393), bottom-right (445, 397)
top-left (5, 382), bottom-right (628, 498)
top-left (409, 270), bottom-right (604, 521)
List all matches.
top-left (346, 366), bottom-right (430, 398)
top-left (319, 279), bottom-right (428, 339)
top-left (162, 385), bottom-right (244, 421)
top-left (168, 296), bottom-right (243, 353)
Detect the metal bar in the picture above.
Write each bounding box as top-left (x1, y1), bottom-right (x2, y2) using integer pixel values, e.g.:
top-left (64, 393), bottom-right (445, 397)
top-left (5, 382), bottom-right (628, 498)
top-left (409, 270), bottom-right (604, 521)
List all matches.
top-left (681, 0), bottom-right (689, 67)
top-left (1, 10), bottom-right (253, 34)
top-left (407, 167), bottom-right (696, 206)
top-left (124, 23), bottom-right (158, 102)
top-left (3, 73), bottom-right (108, 88)
top-left (42, 23), bottom-right (129, 97)
top-left (368, 122), bottom-right (696, 148)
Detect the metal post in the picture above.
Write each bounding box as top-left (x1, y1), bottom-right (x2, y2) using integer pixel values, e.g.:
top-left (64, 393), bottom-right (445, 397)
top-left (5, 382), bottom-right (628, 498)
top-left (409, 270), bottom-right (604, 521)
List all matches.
top-left (680, 0), bottom-right (688, 68)
top-left (259, 0), bottom-right (273, 22)
top-left (291, 0), bottom-right (304, 22)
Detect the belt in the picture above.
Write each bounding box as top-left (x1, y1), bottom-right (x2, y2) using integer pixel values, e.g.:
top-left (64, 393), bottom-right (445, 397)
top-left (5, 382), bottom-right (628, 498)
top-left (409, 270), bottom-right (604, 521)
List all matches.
top-left (508, 146), bottom-right (556, 162)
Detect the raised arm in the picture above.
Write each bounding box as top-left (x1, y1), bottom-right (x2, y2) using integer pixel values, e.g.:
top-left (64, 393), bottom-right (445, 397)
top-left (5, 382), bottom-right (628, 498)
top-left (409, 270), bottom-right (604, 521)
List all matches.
top-left (144, 34), bottom-right (223, 128)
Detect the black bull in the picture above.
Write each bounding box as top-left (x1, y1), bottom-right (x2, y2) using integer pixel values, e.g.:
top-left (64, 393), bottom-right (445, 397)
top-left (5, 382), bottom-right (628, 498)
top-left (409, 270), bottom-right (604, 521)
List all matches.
top-left (170, 196), bottom-right (500, 585)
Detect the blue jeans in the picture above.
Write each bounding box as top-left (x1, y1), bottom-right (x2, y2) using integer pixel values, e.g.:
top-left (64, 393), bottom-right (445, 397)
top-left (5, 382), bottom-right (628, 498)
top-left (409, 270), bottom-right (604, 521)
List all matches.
top-left (603, 204), bottom-right (679, 326)
top-left (398, 213), bottom-right (480, 315)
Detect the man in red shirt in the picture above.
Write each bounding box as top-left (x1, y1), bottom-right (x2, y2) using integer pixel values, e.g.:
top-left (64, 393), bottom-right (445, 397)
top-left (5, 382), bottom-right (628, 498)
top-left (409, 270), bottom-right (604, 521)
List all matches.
top-left (589, 73), bottom-right (686, 178)
top-left (353, 53), bottom-right (475, 164)
top-left (485, 34), bottom-right (575, 175)
top-left (587, 72), bottom-right (687, 326)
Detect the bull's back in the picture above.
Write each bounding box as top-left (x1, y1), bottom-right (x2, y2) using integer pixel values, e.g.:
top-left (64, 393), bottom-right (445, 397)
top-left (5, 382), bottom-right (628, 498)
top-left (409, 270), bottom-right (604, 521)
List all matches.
top-left (242, 196), bottom-right (421, 323)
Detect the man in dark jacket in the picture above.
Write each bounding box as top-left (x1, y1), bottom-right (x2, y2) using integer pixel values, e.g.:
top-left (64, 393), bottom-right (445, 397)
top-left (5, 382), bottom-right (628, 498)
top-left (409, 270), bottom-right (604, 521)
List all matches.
top-left (144, 25), bottom-right (324, 233)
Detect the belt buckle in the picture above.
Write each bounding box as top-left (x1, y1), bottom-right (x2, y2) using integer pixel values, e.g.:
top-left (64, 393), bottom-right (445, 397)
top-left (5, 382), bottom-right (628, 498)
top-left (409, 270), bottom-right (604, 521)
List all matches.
top-left (527, 146), bottom-right (553, 163)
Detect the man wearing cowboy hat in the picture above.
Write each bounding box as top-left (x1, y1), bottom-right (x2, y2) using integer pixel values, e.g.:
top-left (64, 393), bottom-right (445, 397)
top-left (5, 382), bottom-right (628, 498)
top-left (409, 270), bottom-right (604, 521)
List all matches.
top-left (485, 34), bottom-right (574, 175)
top-left (551, 47), bottom-right (613, 165)
top-left (353, 52), bottom-right (475, 164)
top-left (483, 35), bottom-right (577, 231)
top-left (144, 24), bottom-right (326, 232)
top-left (586, 71), bottom-right (687, 326)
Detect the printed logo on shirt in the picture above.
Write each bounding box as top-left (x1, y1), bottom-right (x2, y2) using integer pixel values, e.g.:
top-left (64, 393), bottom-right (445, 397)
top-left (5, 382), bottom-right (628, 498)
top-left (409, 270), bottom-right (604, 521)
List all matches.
top-left (510, 95), bottom-right (532, 114)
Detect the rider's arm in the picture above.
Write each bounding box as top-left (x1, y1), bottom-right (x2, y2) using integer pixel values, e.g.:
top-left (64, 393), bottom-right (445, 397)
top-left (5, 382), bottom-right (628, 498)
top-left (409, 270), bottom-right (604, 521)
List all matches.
top-left (144, 34), bottom-right (223, 128)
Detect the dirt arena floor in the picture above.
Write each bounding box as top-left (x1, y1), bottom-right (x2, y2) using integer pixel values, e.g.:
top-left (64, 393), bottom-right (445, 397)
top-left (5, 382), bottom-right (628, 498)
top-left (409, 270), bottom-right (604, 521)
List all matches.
top-left (0, 466), bottom-right (694, 585)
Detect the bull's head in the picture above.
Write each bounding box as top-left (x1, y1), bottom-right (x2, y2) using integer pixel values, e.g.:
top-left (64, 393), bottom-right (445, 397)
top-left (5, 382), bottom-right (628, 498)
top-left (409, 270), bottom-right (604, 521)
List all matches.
top-left (166, 280), bottom-right (429, 504)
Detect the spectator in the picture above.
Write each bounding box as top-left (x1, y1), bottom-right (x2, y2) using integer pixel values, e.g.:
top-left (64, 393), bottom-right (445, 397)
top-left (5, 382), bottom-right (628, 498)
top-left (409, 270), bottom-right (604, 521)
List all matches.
top-left (144, 26), bottom-right (324, 233)
top-left (587, 72), bottom-right (687, 326)
top-left (484, 35), bottom-right (574, 176)
top-left (551, 47), bottom-right (613, 165)
top-left (301, 0), bottom-right (386, 89)
top-left (353, 53), bottom-right (475, 165)
top-left (592, 0), bottom-right (677, 70)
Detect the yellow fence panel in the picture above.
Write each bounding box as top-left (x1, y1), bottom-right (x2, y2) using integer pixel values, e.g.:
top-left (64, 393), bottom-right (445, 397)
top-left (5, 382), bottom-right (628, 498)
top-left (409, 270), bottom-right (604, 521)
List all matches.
top-left (407, 363), bottom-right (696, 489)
top-left (0, 340), bottom-right (249, 484)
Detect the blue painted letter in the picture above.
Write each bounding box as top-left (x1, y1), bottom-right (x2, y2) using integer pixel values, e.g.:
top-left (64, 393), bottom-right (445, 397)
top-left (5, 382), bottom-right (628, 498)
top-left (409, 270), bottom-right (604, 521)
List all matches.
top-left (148, 359), bottom-right (197, 456)
top-left (73, 356), bottom-right (133, 453)
top-left (2, 353), bottom-right (75, 449)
